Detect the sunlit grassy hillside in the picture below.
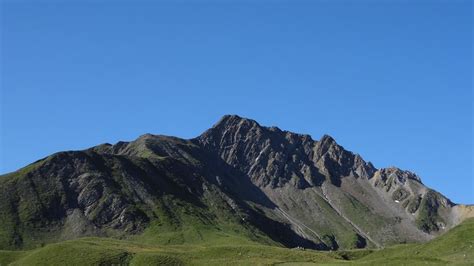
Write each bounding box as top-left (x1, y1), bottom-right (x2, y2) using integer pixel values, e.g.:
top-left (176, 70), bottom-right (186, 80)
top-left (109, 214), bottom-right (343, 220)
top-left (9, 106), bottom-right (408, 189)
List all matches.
top-left (0, 218), bottom-right (472, 265)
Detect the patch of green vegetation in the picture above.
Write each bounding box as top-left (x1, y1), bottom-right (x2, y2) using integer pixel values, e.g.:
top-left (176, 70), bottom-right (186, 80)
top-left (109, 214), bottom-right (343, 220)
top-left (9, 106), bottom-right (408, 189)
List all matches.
top-left (416, 190), bottom-right (443, 233)
top-left (336, 193), bottom-right (386, 246)
top-left (116, 185), bottom-right (275, 249)
top-left (0, 158), bottom-right (46, 185)
top-left (0, 191), bottom-right (20, 250)
top-left (130, 253), bottom-right (184, 266)
top-left (135, 148), bottom-right (166, 161)
top-left (10, 238), bottom-right (133, 266)
top-left (305, 192), bottom-right (366, 250)
top-left (0, 250), bottom-right (27, 265)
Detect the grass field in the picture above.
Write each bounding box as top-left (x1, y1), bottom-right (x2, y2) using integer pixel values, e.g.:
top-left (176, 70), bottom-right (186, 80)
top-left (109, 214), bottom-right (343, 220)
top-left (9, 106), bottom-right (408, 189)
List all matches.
top-left (1, 218), bottom-right (472, 265)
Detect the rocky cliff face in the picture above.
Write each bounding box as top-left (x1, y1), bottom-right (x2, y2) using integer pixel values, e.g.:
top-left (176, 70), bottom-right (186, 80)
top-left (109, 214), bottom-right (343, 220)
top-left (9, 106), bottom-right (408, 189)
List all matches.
top-left (0, 115), bottom-right (471, 250)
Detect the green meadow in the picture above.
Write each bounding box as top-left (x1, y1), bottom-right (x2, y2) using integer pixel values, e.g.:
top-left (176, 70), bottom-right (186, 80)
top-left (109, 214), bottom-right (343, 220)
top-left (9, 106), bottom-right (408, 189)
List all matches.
top-left (0, 218), bottom-right (472, 265)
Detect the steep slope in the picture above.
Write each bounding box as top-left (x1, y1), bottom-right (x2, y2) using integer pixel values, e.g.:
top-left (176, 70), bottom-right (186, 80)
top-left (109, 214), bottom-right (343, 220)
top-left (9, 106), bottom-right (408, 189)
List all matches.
top-left (0, 115), bottom-right (471, 251)
top-left (195, 115), bottom-right (472, 248)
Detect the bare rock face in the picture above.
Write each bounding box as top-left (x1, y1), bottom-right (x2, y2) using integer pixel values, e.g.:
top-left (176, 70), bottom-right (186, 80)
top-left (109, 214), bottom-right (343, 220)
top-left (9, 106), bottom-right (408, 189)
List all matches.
top-left (0, 114), bottom-right (470, 251)
top-left (198, 115), bottom-right (319, 188)
top-left (370, 167), bottom-right (455, 232)
top-left (197, 115), bottom-right (466, 246)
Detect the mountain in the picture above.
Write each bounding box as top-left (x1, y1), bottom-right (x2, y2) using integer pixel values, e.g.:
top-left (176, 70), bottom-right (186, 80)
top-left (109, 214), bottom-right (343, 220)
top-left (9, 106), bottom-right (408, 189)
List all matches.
top-left (0, 115), bottom-right (472, 251)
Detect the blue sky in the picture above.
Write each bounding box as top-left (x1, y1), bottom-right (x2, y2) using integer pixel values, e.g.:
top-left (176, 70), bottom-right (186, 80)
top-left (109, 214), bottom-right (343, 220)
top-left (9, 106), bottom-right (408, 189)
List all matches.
top-left (1, 0), bottom-right (472, 203)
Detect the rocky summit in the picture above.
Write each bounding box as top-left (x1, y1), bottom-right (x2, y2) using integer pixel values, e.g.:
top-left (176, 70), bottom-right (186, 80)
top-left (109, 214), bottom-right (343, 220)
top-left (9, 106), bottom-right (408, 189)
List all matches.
top-left (1, 115), bottom-right (472, 251)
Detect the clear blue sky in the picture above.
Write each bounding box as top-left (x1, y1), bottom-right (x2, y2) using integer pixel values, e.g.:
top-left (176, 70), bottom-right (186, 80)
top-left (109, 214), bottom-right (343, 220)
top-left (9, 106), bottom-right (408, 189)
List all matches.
top-left (1, 0), bottom-right (472, 203)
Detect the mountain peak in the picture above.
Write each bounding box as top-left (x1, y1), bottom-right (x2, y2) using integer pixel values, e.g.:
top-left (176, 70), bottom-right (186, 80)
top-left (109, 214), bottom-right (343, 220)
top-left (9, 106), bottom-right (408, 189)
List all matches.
top-left (376, 167), bottom-right (423, 183)
top-left (196, 115), bottom-right (264, 150)
top-left (315, 134), bottom-right (340, 156)
top-left (320, 134), bottom-right (337, 145)
top-left (199, 114), bottom-right (263, 143)
top-left (213, 114), bottom-right (260, 129)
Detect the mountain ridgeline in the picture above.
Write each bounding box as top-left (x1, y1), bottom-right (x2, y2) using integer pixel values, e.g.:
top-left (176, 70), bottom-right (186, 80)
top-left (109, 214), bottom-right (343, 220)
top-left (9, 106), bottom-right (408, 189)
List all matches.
top-left (1, 115), bottom-right (472, 251)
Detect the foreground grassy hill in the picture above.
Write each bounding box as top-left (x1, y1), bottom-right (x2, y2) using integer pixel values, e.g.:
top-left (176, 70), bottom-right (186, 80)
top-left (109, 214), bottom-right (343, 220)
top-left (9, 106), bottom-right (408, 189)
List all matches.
top-left (1, 218), bottom-right (472, 265)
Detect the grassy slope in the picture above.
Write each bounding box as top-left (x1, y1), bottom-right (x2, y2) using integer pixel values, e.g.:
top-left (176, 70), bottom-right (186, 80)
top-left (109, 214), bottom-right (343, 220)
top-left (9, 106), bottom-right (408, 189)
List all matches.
top-left (1, 218), bottom-right (472, 265)
top-left (349, 217), bottom-right (474, 265)
top-left (7, 237), bottom-right (342, 266)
